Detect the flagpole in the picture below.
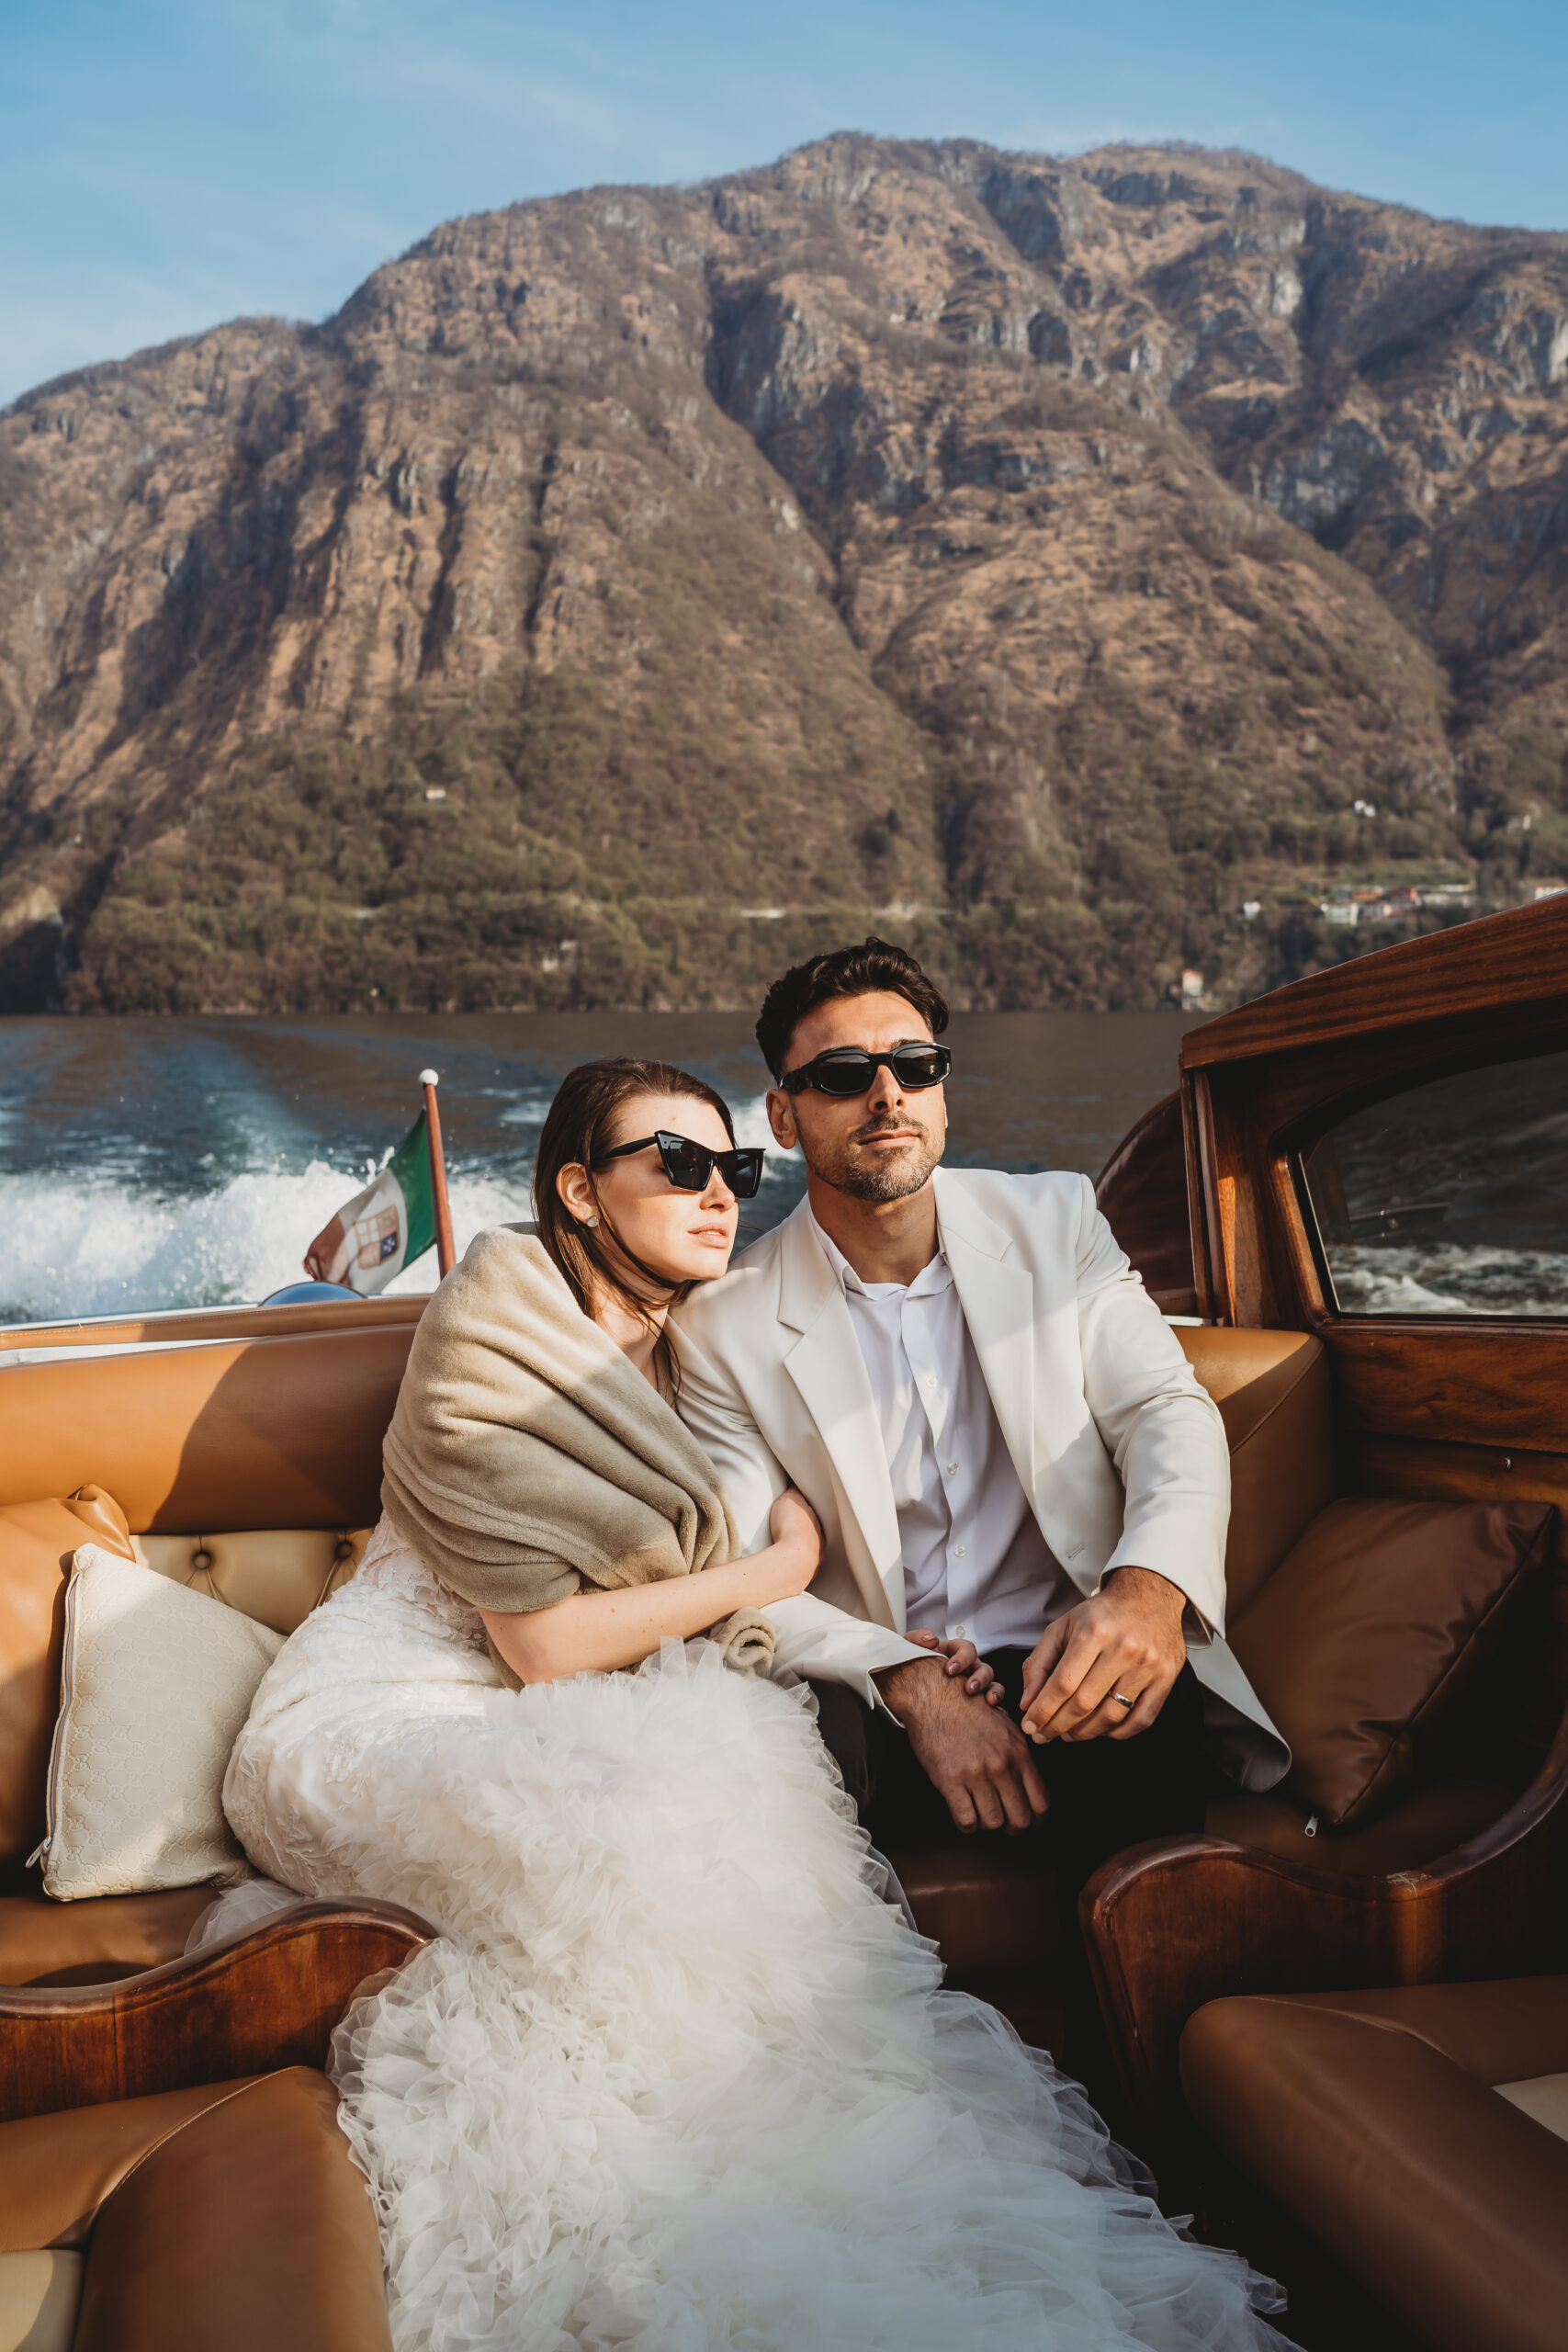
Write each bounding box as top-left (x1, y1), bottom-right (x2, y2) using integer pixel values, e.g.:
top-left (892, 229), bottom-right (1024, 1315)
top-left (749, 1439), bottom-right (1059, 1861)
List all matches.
top-left (420, 1069), bottom-right (457, 1277)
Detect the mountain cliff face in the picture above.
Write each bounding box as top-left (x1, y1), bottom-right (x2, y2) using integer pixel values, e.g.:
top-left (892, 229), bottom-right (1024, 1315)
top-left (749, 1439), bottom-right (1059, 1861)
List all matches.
top-left (1, 134), bottom-right (1564, 1013)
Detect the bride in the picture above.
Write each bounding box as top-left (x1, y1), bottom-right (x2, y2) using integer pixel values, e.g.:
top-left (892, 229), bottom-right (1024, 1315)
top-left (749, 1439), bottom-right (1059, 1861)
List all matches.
top-left (222, 1057), bottom-right (1289, 2352)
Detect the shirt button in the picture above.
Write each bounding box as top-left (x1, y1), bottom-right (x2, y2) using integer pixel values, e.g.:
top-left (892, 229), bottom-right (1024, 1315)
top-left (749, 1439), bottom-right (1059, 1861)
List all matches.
top-left (953, 1545), bottom-right (967, 1558)
top-left (923, 1374), bottom-right (938, 1390)
top-left (945, 1461), bottom-right (959, 1476)
top-left (953, 1624), bottom-right (967, 1639)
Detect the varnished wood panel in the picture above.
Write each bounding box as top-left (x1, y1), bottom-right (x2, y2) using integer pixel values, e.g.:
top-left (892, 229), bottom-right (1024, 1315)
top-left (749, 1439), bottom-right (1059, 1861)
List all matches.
top-left (0, 1295), bottom-right (425, 1354)
top-left (1184, 1015), bottom-right (1568, 1333)
top-left (1326, 1324), bottom-right (1568, 1453)
top-left (1085, 1711), bottom-right (1568, 2146)
top-left (1206, 1001), bottom-right (1568, 1169)
top-left (0, 1901), bottom-right (431, 2121)
top-left (1093, 1091), bottom-right (1198, 1314)
top-left (0, 1298), bottom-right (430, 1354)
top-left (1181, 1072), bottom-right (1219, 1321)
top-left (1182, 898), bottom-right (1568, 1070)
top-left (1349, 1434), bottom-right (1568, 1510)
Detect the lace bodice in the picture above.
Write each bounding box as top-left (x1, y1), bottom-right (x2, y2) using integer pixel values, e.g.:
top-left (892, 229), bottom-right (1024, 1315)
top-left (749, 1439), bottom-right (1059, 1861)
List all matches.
top-left (352, 1514), bottom-right (492, 1657)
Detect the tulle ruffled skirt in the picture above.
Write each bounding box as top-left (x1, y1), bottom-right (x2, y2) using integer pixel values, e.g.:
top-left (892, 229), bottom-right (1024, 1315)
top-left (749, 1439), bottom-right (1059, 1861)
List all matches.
top-left (220, 1533), bottom-right (1288, 2350)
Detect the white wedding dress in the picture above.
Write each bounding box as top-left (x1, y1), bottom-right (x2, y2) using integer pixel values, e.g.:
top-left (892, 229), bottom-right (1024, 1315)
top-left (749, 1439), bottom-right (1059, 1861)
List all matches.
top-left (220, 1517), bottom-right (1289, 2352)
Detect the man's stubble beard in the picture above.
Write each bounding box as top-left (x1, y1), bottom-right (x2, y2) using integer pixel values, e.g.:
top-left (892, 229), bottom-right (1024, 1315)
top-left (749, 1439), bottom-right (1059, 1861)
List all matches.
top-left (813, 1113), bottom-right (944, 1204)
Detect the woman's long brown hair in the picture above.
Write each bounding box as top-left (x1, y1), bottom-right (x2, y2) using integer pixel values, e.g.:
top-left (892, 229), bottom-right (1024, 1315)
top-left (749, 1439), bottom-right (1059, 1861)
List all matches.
top-left (532, 1058), bottom-right (739, 1338)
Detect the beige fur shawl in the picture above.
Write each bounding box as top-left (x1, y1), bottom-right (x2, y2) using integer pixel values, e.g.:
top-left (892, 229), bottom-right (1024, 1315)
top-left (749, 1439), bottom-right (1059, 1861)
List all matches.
top-left (382, 1227), bottom-right (765, 1674)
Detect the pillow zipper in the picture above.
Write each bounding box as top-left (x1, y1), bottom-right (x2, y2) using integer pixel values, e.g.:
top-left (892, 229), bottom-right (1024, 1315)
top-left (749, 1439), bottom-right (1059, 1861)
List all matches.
top-left (28, 1546), bottom-right (95, 1875)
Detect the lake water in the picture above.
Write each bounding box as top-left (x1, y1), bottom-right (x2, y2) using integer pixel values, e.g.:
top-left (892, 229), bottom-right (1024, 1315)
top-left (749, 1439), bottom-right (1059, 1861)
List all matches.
top-left (0, 1012), bottom-right (1194, 1325)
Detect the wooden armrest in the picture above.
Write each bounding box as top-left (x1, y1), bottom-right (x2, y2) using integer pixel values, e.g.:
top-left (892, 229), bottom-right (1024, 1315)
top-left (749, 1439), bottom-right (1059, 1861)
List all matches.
top-left (0, 1898), bottom-right (434, 2121)
top-left (1084, 1732), bottom-right (1568, 2147)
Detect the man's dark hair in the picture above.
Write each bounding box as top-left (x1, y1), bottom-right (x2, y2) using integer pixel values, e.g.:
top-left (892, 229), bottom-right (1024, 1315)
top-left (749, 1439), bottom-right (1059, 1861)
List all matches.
top-left (755, 937), bottom-right (950, 1080)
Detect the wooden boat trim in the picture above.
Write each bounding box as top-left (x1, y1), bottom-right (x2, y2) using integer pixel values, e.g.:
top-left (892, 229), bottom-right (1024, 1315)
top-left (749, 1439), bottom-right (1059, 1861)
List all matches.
top-left (0, 1293), bottom-right (428, 1355)
top-left (1180, 896), bottom-right (1568, 1069)
top-left (0, 1899), bottom-right (434, 2122)
top-left (1083, 1701), bottom-right (1568, 2151)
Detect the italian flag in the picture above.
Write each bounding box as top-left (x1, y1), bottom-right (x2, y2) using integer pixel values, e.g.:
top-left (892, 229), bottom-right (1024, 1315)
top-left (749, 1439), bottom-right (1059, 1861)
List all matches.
top-left (304, 1114), bottom-right (438, 1295)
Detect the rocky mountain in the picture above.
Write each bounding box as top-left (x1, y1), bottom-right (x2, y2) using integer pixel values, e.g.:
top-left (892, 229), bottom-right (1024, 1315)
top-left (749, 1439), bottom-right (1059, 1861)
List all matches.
top-left (1, 134), bottom-right (1564, 1013)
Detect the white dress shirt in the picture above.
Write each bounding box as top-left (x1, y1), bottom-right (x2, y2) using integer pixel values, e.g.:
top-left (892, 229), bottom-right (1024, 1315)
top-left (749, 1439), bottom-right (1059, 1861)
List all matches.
top-left (809, 1210), bottom-right (1073, 1654)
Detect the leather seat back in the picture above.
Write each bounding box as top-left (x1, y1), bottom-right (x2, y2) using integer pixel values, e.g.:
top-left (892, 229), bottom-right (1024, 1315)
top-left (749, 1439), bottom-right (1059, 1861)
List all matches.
top-left (0, 1326), bottom-right (414, 1532)
top-left (131, 1529), bottom-right (373, 1637)
top-left (1176, 1329), bottom-right (1337, 1619)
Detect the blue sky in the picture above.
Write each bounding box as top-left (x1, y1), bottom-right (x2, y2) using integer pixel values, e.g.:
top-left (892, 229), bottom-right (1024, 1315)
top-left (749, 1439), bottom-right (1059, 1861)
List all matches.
top-left (3, 0), bottom-right (1564, 407)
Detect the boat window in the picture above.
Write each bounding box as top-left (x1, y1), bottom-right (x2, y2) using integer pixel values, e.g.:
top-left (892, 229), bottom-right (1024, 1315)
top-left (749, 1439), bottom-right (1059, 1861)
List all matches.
top-left (1302, 1049), bottom-right (1568, 1317)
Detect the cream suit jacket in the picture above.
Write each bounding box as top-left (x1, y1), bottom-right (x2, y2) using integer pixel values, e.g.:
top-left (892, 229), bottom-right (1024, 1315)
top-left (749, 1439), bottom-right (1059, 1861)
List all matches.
top-left (671, 1166), bottom-right (1289, 1792)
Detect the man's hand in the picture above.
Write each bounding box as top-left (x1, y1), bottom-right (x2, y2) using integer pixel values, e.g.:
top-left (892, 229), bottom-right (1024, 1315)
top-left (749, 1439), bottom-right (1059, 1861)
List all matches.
top-left (1019, 1566), bottom-right (1188, 1745)
top-left (875, 1657), bottom-right (1048, 1834)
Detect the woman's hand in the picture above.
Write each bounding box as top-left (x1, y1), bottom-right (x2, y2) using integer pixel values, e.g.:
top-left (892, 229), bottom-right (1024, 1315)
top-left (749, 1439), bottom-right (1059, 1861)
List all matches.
top-left (484, 1490), bottom-right (824, 1681)
top-left (907, 1627), bottom-right (1002, 1704)
top-left (766, 1487), bottom-right (824, 1596)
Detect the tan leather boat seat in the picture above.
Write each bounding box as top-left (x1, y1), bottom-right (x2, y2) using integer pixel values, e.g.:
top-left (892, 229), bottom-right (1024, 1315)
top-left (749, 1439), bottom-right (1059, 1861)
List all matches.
top-left (1178, 1327), bottom-right (1337, 1617)
top-left (0, 1510), bottom-right (369, 1989)
top-left (0, 1889), bottom-right (216, 1992)
top-left (890, 1331), bottom-right (1516, 2041)
top-left (1181, 1975), bottom-right (1568, 2352)
top-left (130, 1526), bottom-right (371, 1637)
top-left (0, 1322), bottom-right (1526, 2019)
top-left (0, 2068), bottom-right (392, 2351)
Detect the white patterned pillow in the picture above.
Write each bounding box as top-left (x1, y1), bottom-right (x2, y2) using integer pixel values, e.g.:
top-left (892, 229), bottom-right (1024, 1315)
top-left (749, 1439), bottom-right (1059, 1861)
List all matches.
top-left (37, 1545), bottom-right (284, 1901)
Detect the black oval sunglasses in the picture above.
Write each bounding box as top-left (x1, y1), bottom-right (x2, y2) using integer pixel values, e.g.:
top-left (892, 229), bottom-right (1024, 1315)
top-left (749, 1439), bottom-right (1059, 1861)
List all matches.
top-left (780, 1043), bottom-right (952, 1098)
top-left (595, 1129), bottom-right (765, 1199)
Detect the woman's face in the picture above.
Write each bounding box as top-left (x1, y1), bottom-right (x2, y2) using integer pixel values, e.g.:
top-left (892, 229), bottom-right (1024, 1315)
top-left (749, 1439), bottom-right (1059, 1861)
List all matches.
top-left (558, 1091), bottom-right (742, 1292)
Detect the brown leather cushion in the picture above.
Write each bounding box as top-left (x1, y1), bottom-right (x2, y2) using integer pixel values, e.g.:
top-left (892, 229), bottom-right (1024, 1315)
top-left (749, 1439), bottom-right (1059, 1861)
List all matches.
top-left (0, 1491), bottom-right (135, 1873)
top-left (1177, 1329), bottom-right (1337, 1617)
top-left (1206, 1774), bottom-right (1515, 1875)
top-left (1181, 1979), bottom-right (1568, 2352)
top-left (0, 2075), bottom-right (267, 2252)
top-left (1227, 1496), bottom-right (1555, 1826)
top-left (1269, 1975), bottom-right (1568, 2082)
top-left (73, 2067), bottom-right (394, 2352)
top-left (0, 2070), bottom-right (393, 2352)
top-left (0, 1887), bottom-right (215, 1988)
top-left (889, 1842), bottom-right (1059, 1977)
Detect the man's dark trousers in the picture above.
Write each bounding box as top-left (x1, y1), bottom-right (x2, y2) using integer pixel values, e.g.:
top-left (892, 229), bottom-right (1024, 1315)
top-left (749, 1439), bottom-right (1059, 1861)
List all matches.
top-left (811, 1652), bottom-right (1206, 2113)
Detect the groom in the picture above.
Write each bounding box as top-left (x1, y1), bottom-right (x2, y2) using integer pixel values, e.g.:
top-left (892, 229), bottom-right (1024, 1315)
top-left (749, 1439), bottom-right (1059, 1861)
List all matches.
top-left (670, 938), bottom-right (1284, 2082)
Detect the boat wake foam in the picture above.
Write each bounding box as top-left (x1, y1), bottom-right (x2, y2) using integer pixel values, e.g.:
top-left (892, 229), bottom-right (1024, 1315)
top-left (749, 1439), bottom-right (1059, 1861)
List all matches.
top-left (0, 1161), bottom-right (532, 1323)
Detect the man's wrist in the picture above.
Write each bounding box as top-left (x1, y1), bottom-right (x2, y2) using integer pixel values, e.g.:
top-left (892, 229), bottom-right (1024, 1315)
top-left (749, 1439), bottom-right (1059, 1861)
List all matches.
top-left (1104, 1563), bottom-right (1186, 1614)
top-left (873, 1655), bottom-right (942, 1712)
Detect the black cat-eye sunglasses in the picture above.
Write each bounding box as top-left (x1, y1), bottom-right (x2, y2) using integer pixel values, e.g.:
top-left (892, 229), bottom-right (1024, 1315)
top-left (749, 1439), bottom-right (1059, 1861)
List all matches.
top-left (780, 1043), bottom-right (953, 1098)
top-left (595, 1130), bottom-right (765, 1199)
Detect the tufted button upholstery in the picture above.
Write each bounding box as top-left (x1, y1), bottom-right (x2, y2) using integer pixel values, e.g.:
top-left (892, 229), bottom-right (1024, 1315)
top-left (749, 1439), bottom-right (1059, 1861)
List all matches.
top-left (130, 1527), bottom-right (372, 1637)
top-left (0, 1517), bottom-right (370, 1990)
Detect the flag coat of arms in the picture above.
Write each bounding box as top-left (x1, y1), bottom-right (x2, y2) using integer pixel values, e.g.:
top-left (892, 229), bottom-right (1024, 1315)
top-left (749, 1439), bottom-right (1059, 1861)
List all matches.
top-left (305, 1114), bottom-right (438, 1295)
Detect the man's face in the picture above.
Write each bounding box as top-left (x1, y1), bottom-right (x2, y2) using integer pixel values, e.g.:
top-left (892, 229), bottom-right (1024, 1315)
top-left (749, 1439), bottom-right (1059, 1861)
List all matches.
top-left (766, 989), bottom-right (948, 1204)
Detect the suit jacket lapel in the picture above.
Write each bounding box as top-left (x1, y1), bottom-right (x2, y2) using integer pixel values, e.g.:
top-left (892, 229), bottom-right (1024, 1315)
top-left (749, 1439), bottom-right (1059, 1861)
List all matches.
top-left (934, 1170), bottom-right (1039, 1508)
top-left (775, 1205), bottom-right (906, 1628)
